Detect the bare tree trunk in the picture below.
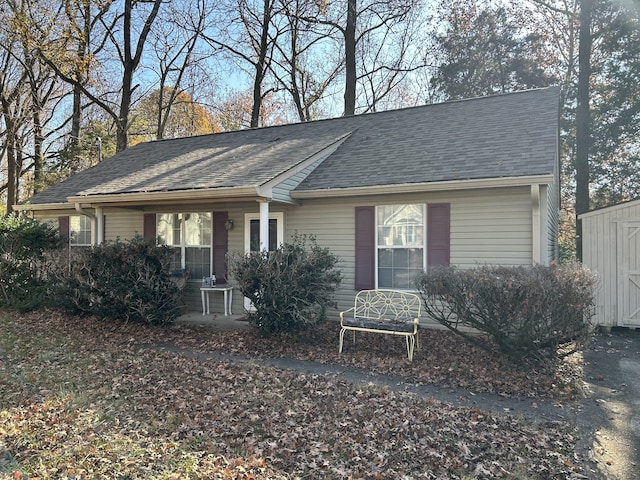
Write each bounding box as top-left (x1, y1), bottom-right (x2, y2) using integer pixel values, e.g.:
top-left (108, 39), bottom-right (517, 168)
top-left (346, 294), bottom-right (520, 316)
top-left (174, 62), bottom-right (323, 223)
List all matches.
top-left (3, 113), bottom-right (17, 215)
top-left (344, 0), bottom-right (356, 116)
top-left (31, 101), bottom-right (44, 193)
top-left (69, 0), bottom-right (90, 153)
top-left (71, 86), bottom-right (82, 146)
top-left (251, 0), bottom-right (272, 128)
top-left (288, 20), bottom-right (305, 122)
top-left (575, 0), bottom-right (592, 260)
top-left (117, 0), bottom-right (135, 152)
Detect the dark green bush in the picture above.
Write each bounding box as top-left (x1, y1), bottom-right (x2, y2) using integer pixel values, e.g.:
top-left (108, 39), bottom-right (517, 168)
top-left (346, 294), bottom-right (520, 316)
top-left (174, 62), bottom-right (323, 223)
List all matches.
top-left (228, 234), bottom-right (342, 337)
top-left (46, 236), bottom-right (185, 324)
top-left (415, 263), bottom-right (596, 363)
top-left (0, 215), bottom-right (61, 311)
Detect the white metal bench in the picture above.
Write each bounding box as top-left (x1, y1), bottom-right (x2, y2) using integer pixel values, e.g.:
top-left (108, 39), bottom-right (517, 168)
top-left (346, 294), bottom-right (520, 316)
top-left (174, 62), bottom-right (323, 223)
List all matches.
top-left (339, 289), bottom-right (422, 361)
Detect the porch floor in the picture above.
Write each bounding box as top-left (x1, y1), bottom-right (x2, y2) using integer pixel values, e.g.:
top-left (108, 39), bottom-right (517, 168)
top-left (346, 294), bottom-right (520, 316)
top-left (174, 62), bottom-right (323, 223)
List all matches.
top-left (175, 311), bottom-right (250, 331)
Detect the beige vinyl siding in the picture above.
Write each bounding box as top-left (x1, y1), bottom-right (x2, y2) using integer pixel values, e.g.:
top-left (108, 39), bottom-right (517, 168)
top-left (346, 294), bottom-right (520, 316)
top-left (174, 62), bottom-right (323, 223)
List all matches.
top-left (452, 189), bottom-right (532, 267)
top-left (286, 186), bottom-right (535, 314)
top-left (104, 209), bottom-right (144, 241)
top-left (286, 198), bottom-right (356, 313)
top-left (32, 185), bottom-right (544, 318)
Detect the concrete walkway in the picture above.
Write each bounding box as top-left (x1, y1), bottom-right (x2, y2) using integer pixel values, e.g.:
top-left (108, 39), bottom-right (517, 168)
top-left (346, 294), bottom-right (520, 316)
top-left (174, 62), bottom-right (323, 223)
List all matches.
top-left (576, 330), bottom-right (640, 480)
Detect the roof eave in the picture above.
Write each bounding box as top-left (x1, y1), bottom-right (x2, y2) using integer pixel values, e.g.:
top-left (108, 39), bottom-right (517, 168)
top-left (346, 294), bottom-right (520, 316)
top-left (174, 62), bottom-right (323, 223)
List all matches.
top-left (13, 202), bottom-right (73, 212)
top-left (65, 186), bottom-right (268, 208)
top-left (291, 175), bottom-right (556, 199)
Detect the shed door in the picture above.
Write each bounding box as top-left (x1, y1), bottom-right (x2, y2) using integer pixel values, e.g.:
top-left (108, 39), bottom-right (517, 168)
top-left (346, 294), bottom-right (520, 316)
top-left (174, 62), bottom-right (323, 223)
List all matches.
top-left (620, 222), bottom-right (640, 326)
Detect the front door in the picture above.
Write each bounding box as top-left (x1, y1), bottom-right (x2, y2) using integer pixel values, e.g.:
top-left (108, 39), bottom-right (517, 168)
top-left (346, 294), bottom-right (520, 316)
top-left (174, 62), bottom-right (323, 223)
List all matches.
top-left (243, 213), bottom-right (284, 311)
top-left (620, 222), bottom-right (640, 326)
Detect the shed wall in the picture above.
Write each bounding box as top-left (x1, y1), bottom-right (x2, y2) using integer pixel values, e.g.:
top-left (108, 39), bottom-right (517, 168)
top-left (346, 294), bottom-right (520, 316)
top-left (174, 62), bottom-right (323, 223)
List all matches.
top-left (582, 200), bottom-right (640, 327)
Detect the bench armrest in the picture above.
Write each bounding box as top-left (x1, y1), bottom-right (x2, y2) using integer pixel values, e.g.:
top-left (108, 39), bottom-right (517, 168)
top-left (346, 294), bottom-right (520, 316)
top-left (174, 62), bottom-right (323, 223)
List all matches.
top-left (339, 306), bottom-right (355, 323)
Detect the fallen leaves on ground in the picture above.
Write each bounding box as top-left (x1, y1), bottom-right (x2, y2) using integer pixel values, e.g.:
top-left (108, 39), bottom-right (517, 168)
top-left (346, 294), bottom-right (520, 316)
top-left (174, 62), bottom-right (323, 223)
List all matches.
top-left (164, 316), bottom-right (583, 401)
top-left (0, 309), bottom-right (586, 479)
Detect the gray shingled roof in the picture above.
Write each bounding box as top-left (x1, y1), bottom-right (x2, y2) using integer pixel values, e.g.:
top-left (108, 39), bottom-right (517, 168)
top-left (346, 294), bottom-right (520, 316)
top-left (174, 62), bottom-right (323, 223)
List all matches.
top-left (296, 87), bottom-right (559, 191)
top-left (25, 87), bottom-right (559, 205)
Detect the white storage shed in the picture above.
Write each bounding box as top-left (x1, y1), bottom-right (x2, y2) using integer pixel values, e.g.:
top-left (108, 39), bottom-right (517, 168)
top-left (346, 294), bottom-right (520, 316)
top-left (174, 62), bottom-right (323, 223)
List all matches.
top-left (580, 199), bottom-right (640, 329)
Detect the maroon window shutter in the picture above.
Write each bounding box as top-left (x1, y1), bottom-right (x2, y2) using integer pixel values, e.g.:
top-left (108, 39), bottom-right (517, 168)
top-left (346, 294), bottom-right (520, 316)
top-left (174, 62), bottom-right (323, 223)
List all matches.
top-left (355, 206), bottom-right (375, 290)
top-left (427, 203), bottom-right (450, 267)
top-left (58, 216), bottom-right (70, 245)
top-left (143, 213), bottom-right (156, 242)
top-left (213, 212), bottom-right (229, 283)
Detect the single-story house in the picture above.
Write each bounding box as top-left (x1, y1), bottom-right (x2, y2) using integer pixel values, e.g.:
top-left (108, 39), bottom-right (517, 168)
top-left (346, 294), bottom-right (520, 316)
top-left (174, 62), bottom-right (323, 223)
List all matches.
top-left (580, 199), bottom-right (640, 330)
top-left (16, 87), bottom-right (561, 317)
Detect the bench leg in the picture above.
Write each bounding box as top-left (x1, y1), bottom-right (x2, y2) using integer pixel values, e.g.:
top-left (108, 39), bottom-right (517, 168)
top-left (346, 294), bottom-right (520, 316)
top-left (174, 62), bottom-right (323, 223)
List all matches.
top-left (339, 328), bottom-right (359, 354)
top-left (406, 335), bottom-right (416, 362)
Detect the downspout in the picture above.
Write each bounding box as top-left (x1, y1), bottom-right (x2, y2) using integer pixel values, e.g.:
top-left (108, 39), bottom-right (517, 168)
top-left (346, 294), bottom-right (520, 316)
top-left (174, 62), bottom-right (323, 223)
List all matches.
top-left (74, 203), bottom-right (103, 245)
top-left (531, 185), bottom-right (541, 265)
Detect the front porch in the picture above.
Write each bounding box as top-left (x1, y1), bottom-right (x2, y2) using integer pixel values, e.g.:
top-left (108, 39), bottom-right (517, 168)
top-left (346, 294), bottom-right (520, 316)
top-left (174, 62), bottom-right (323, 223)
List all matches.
top-left (175, 310), bottom-right (250, 331)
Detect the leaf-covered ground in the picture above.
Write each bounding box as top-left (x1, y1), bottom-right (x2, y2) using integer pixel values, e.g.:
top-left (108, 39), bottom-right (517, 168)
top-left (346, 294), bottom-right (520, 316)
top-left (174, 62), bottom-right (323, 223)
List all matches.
top-left (0, 310), bottom-right (587, 479)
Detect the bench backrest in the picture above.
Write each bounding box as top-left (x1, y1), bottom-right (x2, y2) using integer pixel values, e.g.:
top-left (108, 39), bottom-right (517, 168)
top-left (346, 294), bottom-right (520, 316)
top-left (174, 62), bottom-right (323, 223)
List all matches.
top-left (353, 289), bottom-right (421, 321)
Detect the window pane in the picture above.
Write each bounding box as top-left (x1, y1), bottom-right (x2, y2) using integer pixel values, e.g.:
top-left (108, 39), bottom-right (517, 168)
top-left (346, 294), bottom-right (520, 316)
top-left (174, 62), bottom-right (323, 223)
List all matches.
top-left (377, 204), bottom-right (423, 246)
top-left (250, 219), bottom-right (278, 252)
top-left (70, 215), bottom-right (92, 246)
top-left (393, 249), bottom-right (409, 268)
top-left (378, 248), bottom-right (392, 268)
top-left (157, 213), bottom-right (178, 245)
top-left (186, 247), bottom-right (211, 278)
top-left (169, 247), bottom-right (181, 273)
top-left (185, 212), bottom-right (212, 246)
top-left (377, 246), bottom-right (424, 289)
top-left (378, 267), bottom-right (393, 288)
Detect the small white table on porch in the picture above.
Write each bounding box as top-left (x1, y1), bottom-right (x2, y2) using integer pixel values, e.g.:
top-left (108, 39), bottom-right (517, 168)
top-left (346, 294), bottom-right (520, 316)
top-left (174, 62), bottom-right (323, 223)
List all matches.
top-left (200, 285), bottom-right (233, 316)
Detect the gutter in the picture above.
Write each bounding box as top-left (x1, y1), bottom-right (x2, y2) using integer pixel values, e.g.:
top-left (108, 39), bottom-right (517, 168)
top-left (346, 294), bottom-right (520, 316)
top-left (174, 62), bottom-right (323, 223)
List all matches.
top-left (291, 174), bottom-right (556, 199)
top-left (66, 185), bottom-right (264, 206)
top-left (13, 186), bottom-right (270, 212)
top-left (13, 202), bottom-right (73, 212)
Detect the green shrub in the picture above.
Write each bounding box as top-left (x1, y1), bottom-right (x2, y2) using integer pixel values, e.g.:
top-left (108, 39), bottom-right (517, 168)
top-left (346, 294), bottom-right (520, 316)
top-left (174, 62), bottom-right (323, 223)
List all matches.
top-left (46, 236), bottom-right (185, 324)
top-left (228, 234), bottom-right (342, 336)
top-left (0, 215), bottom-right (62, 311)
top-left (415, 263), bottom-right (596, 363)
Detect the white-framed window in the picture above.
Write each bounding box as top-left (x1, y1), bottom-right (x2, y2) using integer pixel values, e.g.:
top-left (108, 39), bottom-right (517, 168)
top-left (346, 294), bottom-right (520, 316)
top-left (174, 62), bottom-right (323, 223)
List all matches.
top-left (70, 215), bottom-right (92, 246)
top-left (157, 212), bottom-right (212, 278)
top-left (376, 204), bottom-right (425, 289)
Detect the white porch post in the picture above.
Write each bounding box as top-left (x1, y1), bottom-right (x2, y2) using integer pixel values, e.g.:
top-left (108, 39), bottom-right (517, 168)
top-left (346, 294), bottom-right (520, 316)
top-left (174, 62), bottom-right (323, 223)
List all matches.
top-left (259, 200), bottom-right (270, 251)
top-left (531, 184), bottom-right (540, 265)
top-left (95, 207), bottom-right (104, 245)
